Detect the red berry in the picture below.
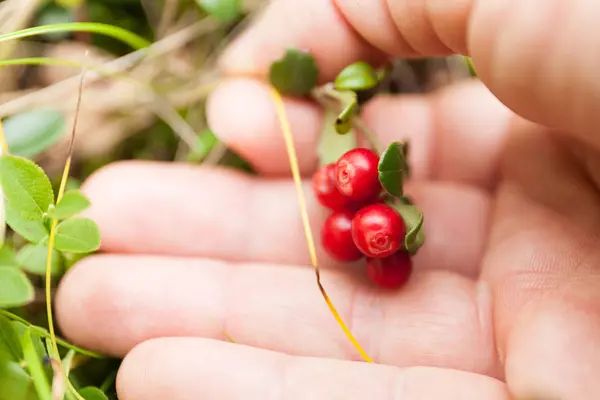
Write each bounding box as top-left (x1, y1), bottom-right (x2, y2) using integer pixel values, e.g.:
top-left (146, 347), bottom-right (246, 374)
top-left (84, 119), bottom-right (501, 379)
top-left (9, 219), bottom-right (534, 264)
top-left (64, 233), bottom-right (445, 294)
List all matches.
top-left (322, 210), bottom-right (363, 262)
top-left (366, 251), bottom-right (412, 289)
top-left (351, 203), bottom-right (405, 258)
top-left (312, 164), bottom-right (356, 211)
top-left (334, 148), bottom-right (381, 203)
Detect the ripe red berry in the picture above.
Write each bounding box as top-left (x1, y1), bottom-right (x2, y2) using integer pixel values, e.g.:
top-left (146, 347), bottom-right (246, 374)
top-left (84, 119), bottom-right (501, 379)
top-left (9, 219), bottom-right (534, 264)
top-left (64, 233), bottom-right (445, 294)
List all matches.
top-left (334, 148), bottom-right (381, 203)
top-left (366, 251), bottom-right (412, 289)
top-left (312, 164), bottom-right (356, 211)
top-left (351, 203), bottom-right (405, 258)
top-left (322, 210), bottom-right (363, 262)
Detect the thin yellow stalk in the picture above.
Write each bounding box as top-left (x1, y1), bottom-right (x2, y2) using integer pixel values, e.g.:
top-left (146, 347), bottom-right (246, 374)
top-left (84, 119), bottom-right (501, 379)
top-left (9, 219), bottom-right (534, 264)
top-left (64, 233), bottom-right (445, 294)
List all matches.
top-left (268, 87), bottom-right (373, 363)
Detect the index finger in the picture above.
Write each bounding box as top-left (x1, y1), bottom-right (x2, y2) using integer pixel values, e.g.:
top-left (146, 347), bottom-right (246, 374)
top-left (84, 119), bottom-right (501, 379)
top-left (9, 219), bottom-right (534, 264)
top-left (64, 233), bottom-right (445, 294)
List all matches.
top-left (220, 0), bottom-right (470, 79)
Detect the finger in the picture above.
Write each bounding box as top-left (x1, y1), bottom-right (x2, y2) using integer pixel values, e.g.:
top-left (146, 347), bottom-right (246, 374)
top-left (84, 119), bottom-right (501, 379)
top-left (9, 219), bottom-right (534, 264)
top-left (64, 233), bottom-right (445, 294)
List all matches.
top-left (55, 254), bottom-right (500, 377)
top-left (483, 123), bottom-right (600, 398)
top-left (222, 0), bottom-right (600, 148)
top-left (207, 78), bottom-right (512, 188)
top-left (116, 338), bottom-right (509, 400)
top-left (81, 161), bottom-right (491, 276)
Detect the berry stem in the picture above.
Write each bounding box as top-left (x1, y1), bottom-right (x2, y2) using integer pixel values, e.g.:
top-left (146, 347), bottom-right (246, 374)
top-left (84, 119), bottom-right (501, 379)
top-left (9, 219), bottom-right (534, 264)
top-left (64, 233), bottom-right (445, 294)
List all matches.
top-left (312, 84), bottom-right (383, 153)
top-left (269, 86), bottom-right (373, 364)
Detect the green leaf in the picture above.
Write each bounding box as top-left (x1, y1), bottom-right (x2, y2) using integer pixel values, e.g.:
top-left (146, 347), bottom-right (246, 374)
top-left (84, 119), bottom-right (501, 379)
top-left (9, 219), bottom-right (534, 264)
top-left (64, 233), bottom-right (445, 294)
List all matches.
top-left (0, 267), bottom-right (34, 308)
top-left (390, 203), bottom-right (425, 255)
top-left (3, 109), bottom-right (67, 158)
top-left (6, 203), bottom-right (49, 243)
top-left (0, 315), bottom-right (22, 362)
top-left (0, 155), bottom-right (54, 220)
top-left (79, 387), bottom-right (109, 400)
top-left (378, 141), bottom-right (410, 198)
top-left (334, 61), bottom-right (379, 91)
top-left (0, 358), bottom-right (38, 400)
top-left (269, 49), bottom-right (319, 96)
top-left (0, 245), bottom-right (17, 267)
top-left (196, 0), bottom-right (241, 22)
top-left (317, 110), bottom-right (357, 166)
top-left (12, 323), bottom-right (49, 369)
top-left (17, 244), bottom-right (64, 277)
top-left (21, 328), bottom-right (51, 400)
top-left (50, 190), bottom-right (91, 220)
top-left (53, 217), bottom-right (101, 253)
top-left (334, 91), bottom-right (358, 135)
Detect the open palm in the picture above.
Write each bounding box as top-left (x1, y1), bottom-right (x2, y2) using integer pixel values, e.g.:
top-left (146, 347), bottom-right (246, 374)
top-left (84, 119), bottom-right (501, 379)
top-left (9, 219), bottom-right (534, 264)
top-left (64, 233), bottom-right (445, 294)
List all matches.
top-left (55, 1), bottom-right (600, 399)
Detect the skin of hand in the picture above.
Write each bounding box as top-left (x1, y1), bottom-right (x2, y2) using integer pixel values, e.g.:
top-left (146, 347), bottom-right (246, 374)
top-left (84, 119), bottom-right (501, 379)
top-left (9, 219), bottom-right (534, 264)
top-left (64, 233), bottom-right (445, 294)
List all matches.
top-left (54, 0), bottom-right (600, 399)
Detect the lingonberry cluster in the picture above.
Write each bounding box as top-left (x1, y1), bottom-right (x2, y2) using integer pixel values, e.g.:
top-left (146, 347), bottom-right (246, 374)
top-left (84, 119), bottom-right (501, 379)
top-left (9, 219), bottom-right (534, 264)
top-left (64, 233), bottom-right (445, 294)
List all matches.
top-left (312, 147), bottom-right (413, 289)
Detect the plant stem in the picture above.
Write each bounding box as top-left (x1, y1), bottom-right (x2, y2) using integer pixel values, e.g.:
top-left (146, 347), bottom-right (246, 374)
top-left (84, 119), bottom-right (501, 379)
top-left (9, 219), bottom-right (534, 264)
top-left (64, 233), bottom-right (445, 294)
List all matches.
top-left (311, 84), bottom-right (382, 153)
top-left (0, 309), bottom-right (103, 358)
top-left (269, 86), bottom-right (373, 363)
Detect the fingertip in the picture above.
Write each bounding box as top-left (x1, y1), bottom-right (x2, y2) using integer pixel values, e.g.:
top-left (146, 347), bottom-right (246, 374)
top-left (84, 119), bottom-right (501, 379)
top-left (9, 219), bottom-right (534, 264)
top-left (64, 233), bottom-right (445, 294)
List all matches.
top-left (206, 78), bottom-right (323, 175)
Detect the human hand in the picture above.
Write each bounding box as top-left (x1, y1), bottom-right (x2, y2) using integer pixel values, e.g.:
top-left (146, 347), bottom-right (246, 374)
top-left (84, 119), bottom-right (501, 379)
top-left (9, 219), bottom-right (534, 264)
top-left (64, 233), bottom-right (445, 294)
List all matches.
top-left (55, 0), bottom-right (600, 398)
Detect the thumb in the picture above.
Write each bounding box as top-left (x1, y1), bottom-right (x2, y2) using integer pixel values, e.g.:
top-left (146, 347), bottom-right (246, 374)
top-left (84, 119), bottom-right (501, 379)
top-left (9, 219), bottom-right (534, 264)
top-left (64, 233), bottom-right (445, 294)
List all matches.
top-left (468, 0), bottom-right (600, 146)
top-left (219, 0), bottom-right (600, 146)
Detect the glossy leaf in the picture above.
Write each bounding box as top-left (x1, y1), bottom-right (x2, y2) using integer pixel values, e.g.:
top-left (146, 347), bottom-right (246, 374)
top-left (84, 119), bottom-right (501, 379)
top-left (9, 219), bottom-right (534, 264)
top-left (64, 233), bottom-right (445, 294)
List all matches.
top-left (317, 110), bottom-right (357, 166)
top-left (3, 109), bottom-right (66, 158)
top-left (390, 203), bottom-right (425, 255)
top-left (50, 190), bottom-right (91, 220)
top-left (0, 358), bottom-right (38, 400)
top-left (53, 217), bottom-right (101, 253)
top-left (0, 315), bottom-right (22, 362)
top-left (269, 49), bottom-right (319, 96)
top-left (334, 61), bottom-right (379, 91)
top-left (17, 244), bottom-right (64, 277)
top-left (0, 245), bottom-right (17, 267)
top-left (21, 328), bottom-right (51, 400)
top-left (79, 387), bottom-right (109, 400)
top-left (5, 203), bottom-right (49, 243)
top-left (196, 0), bottom-right (241, 22)
top-left (0, 267), bottom-right (34, 308)
top-left (378, 141), bottom-right (409, 198)
top-left (0, 155), bottom-right (54, 220)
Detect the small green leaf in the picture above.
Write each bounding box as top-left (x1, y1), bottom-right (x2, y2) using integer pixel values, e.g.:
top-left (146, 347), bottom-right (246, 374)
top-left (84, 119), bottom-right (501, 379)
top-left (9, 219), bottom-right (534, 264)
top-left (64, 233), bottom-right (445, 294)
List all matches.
top-left (0, 245), bottom-right (17, 267)
top-left (11, 323), bottom-right (48, 368)
top-left (0, 358), bottom-right (38, 400)
top-left (269, 49), bottom-right (319, 96)
top-left (17, 244), bottom-right (64, 277)
top-left (79, 387), bottom-right (109, 400)
top-left (334, 61), bottom-right (379, 91)
top-left (53, 217), bottom-right (101, 253)
top-left (196, 0), bottom-right (241, 22)
top-left (21, 328), bottom-right (51, 400)
top-left (6, 203), bottom-right (49, 243)
top-left (334, 91), bottom-right (358, 135)
top-left (378, 141), bottom-right (410, 198)
top-left (390, 203), bottom-right (425, 255)
top-left (0, 155), bottom-right (54, 220)
top-left (50, 190), bottom-right (91, 220)
top-left (317, 110), bottom-right (357, 165)
top-left (0, 315), bottom-right (23, 362)
top-left (0, 267), bottom-right (34, 308)
top-left (3, 109), bottom-right (67, 158)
